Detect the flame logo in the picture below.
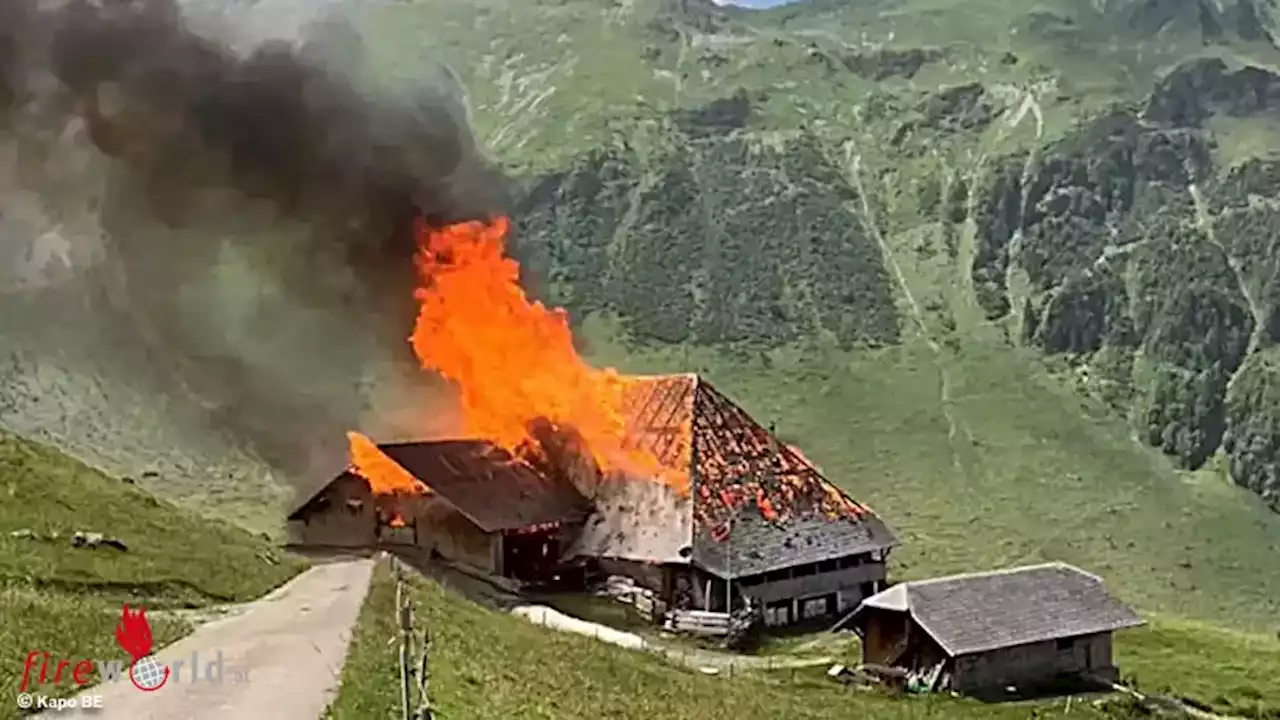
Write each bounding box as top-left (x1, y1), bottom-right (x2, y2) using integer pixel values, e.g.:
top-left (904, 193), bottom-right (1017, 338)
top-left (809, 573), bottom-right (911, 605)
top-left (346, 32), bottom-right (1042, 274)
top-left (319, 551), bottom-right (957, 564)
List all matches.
top-left (114, 604), bottom-right (169, 692)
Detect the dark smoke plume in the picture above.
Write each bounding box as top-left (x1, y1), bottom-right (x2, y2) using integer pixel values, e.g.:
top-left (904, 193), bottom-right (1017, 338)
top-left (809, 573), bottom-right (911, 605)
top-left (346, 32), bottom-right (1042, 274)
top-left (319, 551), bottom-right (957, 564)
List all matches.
top-left (0, 0), bottom-right (508, 486)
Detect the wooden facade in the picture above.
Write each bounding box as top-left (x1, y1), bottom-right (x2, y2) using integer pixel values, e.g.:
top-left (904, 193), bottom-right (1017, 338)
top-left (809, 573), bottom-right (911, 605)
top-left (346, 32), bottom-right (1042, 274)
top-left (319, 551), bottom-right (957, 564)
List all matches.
top-left (286, 440), bottom-right (590, 584)
top-left (951, 633), bottom-right (1118, 691)
top-left (735, 550), bottom-right (887, 626)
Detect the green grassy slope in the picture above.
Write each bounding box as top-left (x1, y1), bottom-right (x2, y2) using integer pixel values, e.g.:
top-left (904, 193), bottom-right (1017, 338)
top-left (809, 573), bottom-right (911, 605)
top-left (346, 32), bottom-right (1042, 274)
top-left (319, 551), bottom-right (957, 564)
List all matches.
top-left (329, 561), bottom-right (1280, 719)
top-left (1117, 618), bottom-right (1280, 718)
top-left (0, 432), bottom-right (306, 702)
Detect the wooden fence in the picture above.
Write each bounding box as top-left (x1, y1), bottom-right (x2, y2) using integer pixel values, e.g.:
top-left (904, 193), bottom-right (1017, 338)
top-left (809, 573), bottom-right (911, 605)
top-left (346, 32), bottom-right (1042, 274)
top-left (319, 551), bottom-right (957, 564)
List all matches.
top-left (392, 557), bottom-right (435, 720)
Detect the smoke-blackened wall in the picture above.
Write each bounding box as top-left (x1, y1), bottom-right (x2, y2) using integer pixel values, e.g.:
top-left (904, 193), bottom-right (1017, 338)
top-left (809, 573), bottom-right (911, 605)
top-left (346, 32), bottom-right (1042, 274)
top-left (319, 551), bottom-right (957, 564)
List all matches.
top-left (0, 0), bottom-right (507, 488)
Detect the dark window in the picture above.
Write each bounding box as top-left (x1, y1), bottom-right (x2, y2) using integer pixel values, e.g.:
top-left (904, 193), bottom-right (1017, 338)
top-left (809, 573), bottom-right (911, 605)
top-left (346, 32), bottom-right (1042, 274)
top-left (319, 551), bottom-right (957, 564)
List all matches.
top-left (1056, 637), bottom-right (1074, 651)
top-left (764, 569), bottom-right (789, 583)
top-left (793, 563), bottom-right (818, 578)
top-left (817, 559), bottom-right (837, 573)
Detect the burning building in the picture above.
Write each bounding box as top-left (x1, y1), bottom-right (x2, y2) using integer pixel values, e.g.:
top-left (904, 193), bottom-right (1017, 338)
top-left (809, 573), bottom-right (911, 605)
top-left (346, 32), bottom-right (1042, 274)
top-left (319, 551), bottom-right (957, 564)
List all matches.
top-left (287, 215), bottom-right (898, 627)
top-left (287, 372), bottom-right (898, 627)
top-left (287, 439), bottom-right (591, 583)
top-left (567, 373), bottom-right (899, 625)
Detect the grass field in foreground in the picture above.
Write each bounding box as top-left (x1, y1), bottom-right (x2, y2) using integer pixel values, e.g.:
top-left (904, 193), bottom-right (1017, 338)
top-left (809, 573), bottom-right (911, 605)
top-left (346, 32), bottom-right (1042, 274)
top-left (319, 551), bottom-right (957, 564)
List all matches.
top-left (329, 561), bottom-right (1280, 720)
top-left (0, 432), bottom-right (307, 704)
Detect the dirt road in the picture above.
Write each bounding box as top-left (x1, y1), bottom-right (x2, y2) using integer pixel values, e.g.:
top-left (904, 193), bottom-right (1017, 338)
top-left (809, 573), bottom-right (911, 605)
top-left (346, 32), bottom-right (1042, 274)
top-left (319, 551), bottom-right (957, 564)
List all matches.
top-left (48, 556), bottom-right (374, 720)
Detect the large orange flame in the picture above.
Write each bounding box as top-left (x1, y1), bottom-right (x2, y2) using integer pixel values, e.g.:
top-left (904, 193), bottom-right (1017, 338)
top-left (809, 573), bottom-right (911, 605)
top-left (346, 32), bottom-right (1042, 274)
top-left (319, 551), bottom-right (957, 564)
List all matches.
top-left (349, 216), bottom-right (686, 495)
top-left (347, 430), bottom-right (428, 495)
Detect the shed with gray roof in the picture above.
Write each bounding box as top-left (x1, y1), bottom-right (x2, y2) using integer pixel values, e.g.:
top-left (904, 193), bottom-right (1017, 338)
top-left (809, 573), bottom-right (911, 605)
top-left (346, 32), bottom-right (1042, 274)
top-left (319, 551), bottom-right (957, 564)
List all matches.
top-left (842, 563), bottom-right (1145, 693)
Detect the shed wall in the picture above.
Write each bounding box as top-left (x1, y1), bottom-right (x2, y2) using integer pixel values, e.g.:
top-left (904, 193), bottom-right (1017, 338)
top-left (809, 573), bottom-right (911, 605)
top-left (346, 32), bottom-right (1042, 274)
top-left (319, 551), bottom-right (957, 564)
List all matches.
top-left (288, 477), bottom-right (377, 547)
top-left (415, 496), bottom-right (499, 574)
top-left (860, 609), bottom-right (912, 665)
top-left (953, 632), bottom-right (1114, 692)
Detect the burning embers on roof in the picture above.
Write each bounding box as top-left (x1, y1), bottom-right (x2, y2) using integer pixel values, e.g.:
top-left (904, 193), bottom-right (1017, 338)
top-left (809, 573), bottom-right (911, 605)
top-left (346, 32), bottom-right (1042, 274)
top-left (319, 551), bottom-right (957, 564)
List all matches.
top-left (623, 375), bottom-right (870, 538)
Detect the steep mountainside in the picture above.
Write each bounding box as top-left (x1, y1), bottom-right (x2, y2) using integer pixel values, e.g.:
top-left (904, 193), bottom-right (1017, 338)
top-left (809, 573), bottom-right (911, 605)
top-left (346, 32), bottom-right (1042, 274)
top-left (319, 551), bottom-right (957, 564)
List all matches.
top-left (349, 0), bottom-right (1280, 512)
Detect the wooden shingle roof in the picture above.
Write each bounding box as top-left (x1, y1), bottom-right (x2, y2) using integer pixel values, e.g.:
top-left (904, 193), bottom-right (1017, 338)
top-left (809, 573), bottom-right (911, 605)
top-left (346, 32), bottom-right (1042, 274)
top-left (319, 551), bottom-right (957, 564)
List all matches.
top-left (693, 505), bottom-right (898, 578)
top-left (611, 373), bottom-right (899, 578)
top-left (855, 563), bottom-right (1145, 656)
top-left (378, 440), bottom-right (591, 532)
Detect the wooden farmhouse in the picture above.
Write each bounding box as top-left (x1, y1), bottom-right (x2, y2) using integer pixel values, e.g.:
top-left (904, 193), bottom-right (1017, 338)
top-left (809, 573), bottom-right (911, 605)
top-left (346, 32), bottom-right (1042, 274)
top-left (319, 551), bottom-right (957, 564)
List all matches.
top-left (287, 440), bottom-right (592, 583)
top-left (286, 373), bottom-right (899, 629)
top-left (842, 563), bottom-right (1145, 694)
top-left (570, 374), bottom-right (900, 626)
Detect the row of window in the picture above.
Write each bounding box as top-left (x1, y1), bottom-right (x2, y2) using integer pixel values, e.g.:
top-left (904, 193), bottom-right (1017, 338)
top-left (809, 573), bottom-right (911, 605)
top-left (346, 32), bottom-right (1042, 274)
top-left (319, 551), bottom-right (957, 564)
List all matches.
top-left (736, 552), bottom-right (872, 587)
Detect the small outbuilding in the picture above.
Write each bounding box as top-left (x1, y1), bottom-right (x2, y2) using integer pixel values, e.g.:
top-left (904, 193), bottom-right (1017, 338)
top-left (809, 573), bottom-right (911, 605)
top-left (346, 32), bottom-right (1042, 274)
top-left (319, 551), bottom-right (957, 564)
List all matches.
top-left (841, 562), bottom-right (1145, 694)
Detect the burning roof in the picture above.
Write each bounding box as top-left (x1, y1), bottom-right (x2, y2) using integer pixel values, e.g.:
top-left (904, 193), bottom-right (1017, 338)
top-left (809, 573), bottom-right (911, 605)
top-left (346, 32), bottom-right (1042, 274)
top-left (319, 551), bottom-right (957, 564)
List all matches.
top-left (290, 439), bottom-right (589, 533)
top-left (378, 440), bottom-right (590, 532)
top-left (321, 215), bottom-right (893, 576)
top-left (574, 373), bottom-right (899, 577)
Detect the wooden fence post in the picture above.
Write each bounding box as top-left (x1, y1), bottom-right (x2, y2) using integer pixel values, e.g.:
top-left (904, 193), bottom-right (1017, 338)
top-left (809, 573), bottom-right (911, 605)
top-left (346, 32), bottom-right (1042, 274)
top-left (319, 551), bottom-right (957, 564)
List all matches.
top-left (397, 572), bottom-right (413, 720)
top-left (393, 556), bottom-right (435, 720)
top-left (414, 624), bottom-right (434, 720)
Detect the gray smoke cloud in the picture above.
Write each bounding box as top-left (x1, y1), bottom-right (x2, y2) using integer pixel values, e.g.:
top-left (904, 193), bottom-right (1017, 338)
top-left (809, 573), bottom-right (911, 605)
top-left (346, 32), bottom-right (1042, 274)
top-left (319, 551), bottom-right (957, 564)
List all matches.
top-left (0, 0), bottom-right (507, 488)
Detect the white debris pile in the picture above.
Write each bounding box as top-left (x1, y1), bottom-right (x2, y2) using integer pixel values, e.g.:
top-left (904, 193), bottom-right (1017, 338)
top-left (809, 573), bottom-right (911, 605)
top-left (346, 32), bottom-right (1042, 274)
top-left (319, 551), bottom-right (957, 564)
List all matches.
top-left (510, 605), bottom-right (651, 652)
top-left (593, 575), bottom-right (656, 604)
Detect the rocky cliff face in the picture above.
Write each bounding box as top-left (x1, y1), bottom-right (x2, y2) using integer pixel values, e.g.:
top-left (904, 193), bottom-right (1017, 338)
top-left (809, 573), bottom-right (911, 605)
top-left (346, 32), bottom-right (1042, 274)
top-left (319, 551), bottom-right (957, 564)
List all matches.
top-left (963, 57), bottom-right (1280, 510)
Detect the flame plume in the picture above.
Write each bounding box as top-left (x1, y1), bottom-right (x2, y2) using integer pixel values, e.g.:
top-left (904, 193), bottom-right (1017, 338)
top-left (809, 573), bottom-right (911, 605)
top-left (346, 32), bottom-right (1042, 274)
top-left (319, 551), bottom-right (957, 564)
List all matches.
top-left (348, 216), bottom-right (686, 495)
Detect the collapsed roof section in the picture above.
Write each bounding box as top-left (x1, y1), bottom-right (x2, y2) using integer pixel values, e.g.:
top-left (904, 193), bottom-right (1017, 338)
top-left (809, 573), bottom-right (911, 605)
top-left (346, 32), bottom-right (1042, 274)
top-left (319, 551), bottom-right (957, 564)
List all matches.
top-left (378, 440), bottom-right (591, 532)
top-left (289, 439), bottom-right (590, 533)
top-left (577, 373), bottom-right (899, 577)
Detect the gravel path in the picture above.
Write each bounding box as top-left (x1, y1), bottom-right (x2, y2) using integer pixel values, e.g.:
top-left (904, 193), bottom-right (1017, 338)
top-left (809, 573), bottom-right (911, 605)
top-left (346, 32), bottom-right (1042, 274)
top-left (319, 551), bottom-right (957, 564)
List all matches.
top-left (48, 557), bottom-right (374, 720)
